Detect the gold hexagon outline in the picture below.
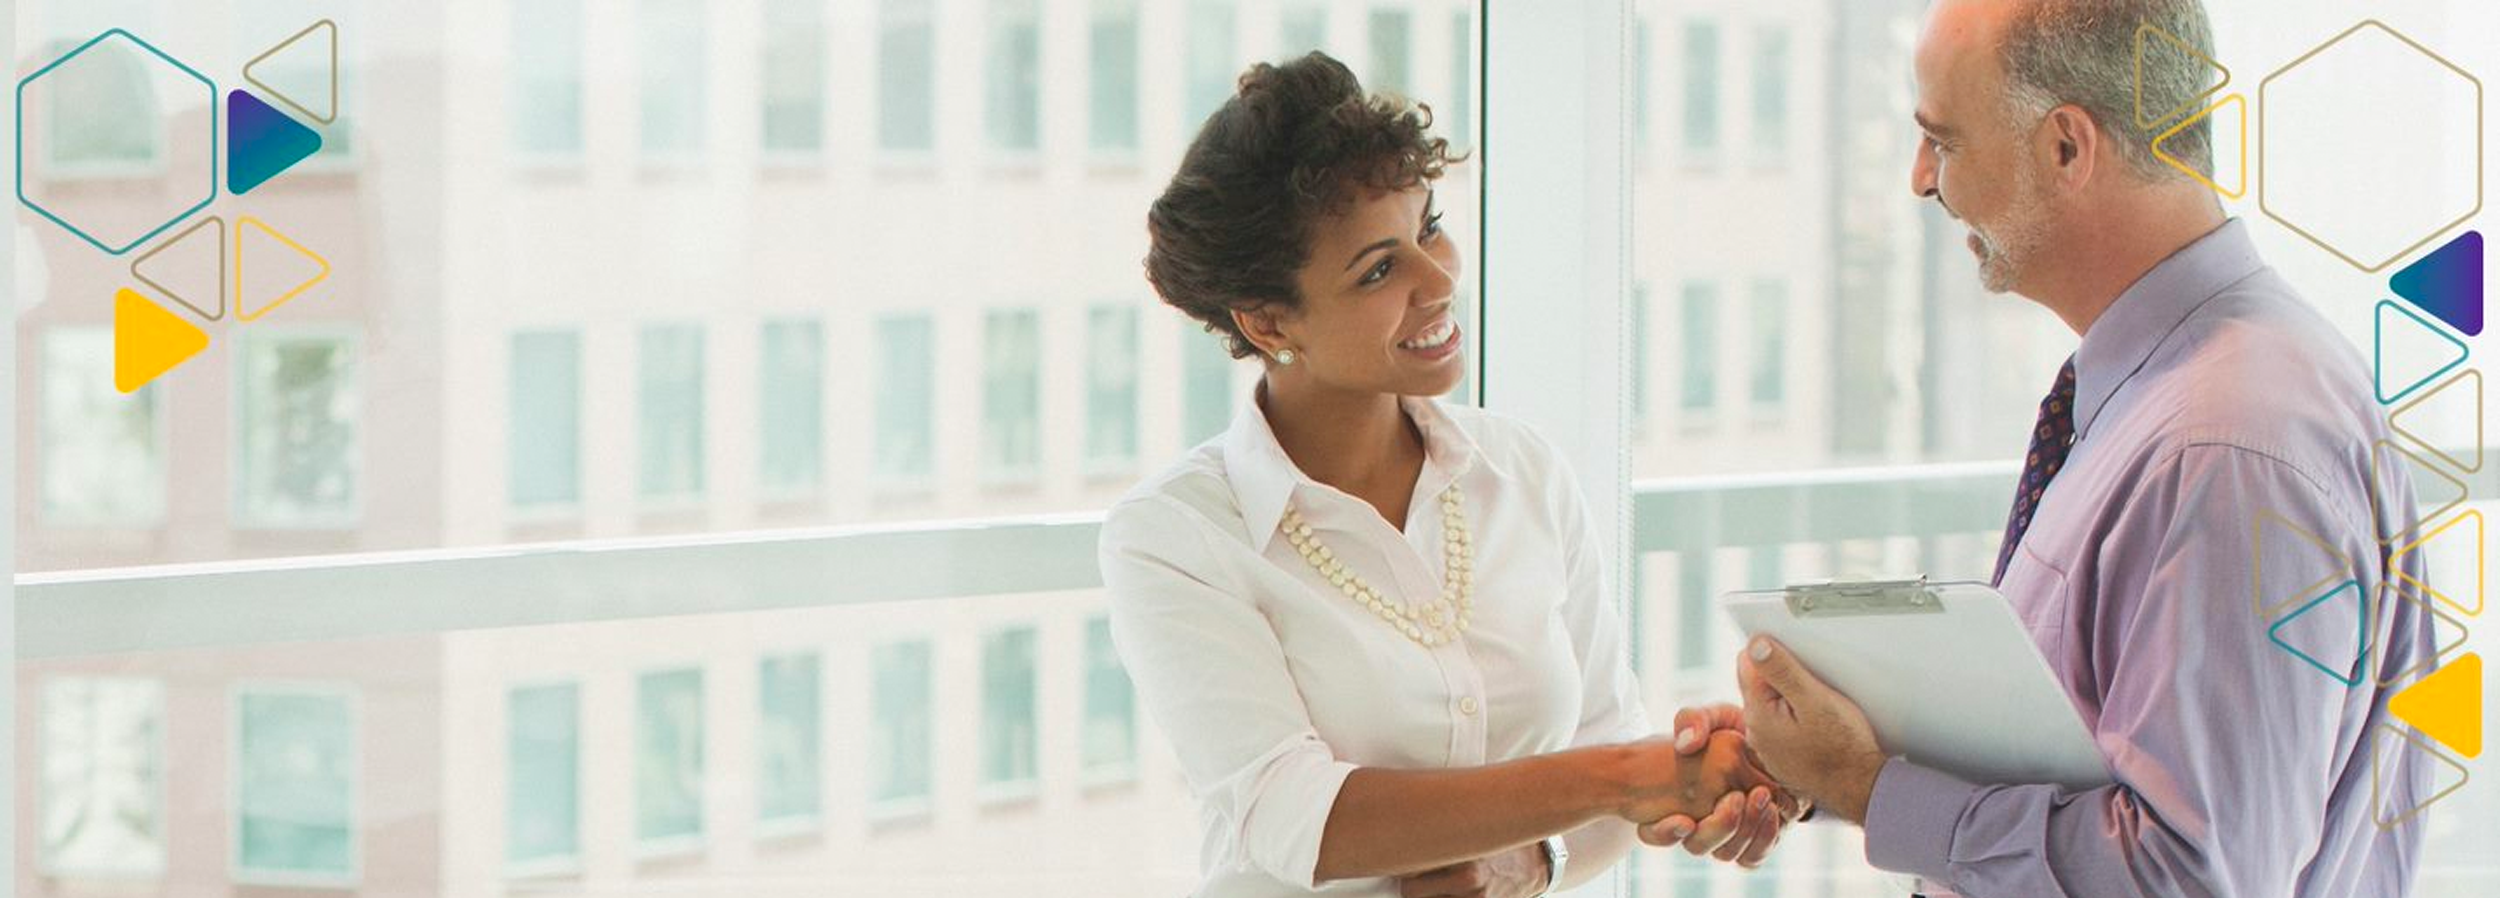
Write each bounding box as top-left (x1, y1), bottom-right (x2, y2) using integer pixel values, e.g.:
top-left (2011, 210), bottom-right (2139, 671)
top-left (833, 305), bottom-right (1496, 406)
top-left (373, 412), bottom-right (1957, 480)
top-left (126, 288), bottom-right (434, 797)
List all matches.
top-left (2259, 19), bottom-right (2484, 274)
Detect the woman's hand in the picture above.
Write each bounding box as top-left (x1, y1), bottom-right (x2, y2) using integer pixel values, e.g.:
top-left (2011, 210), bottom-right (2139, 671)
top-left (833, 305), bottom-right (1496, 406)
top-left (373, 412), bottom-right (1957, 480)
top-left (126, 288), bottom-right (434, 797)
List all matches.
top-left (1395, 843), bottom-right (1551, 898)
top-left (1636, 704), bottom-right (1802, 867)
top-left (1610, 729), bottom-right (1779, 826)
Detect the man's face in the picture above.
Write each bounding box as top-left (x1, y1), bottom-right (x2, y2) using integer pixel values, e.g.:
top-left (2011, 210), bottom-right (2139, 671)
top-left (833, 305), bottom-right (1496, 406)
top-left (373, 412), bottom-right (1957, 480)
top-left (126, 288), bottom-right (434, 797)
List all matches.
top-left (1908, 1), bottom-right (2056, 294)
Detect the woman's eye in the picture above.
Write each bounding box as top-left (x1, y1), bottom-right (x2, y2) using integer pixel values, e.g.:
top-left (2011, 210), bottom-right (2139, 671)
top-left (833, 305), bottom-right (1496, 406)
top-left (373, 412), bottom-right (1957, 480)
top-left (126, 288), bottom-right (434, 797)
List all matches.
top-left (1421, 212), bottom-right (1444, 240)
top-left (1359, 257), bottom-right (1394, 286)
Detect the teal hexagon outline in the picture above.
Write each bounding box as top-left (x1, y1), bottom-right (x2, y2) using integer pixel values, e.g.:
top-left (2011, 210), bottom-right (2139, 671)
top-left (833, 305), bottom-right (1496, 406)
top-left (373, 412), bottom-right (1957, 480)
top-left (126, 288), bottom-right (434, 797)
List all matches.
top-left (15, 28), bottom-right (221, 256)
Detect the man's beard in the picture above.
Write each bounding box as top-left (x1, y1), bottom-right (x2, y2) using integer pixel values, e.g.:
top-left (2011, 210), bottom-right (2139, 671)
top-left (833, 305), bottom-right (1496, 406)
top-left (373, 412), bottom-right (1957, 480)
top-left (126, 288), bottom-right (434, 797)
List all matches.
top-left (1968, 161), bottom-right (2051, 294)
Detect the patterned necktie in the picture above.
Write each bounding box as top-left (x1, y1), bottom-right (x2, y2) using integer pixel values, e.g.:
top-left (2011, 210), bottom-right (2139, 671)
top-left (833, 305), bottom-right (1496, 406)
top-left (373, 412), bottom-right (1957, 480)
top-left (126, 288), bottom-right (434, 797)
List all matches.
top-left (1993, 358), bottom-right (2079, 586)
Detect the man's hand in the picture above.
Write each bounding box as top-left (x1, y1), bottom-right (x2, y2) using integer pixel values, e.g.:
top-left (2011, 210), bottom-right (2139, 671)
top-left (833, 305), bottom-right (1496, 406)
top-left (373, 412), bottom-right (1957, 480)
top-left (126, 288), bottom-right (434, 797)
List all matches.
top-left (1634, 704), bottom-right (1799, 867)
top-left (1736, 636), bottom-right (1887, 824)
top-left (1395, 843), bottom-right (1550, 898)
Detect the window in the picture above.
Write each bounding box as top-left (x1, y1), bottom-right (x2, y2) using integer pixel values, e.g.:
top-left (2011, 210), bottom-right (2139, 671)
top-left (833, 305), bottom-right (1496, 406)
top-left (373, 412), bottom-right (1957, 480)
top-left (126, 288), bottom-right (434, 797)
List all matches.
top-left (510, 0), bottom-right (584, 158)
top-left (235, 332), bottom-right (359, 528)
top-left (1681, 19), bottom-right (1720, 159)
top-left (1088, 0), bottom-right (1140, 154)
top-left (1750, 279), bottom-right (1788, 412)
top-left (1086, 307), bottom-right (1141, 472)
top-left (1368, 10), bottom-right (1412, 95)
top-left (1449, 12), bottom-right (1473, 151)
top-left (1080, 617), bottom-right (1138, 779)
top-left (1182, 328), bottom-right (1236, 445)
top-left (634, 669), bottom-right (705, 849)
top-left (980, 627), bottom-right (1040, 796)
top-left (1628, 286), bottom-right (1651, 434)
top-left (869, 641), bottom-right (934, 813)
top-left (983, 309), bottom-right (1043, 482)
top-left (40, 0), bottom-right (159, 173)
top-left (235, 0), bottom-right (355, 165)
top-left (235, 688), bottom-right (355, 884)
top-left (878, 0), bottom-right (937, 154)
top-left (1183, 0), bottom-right (1237, 133)
top-left (987, 0), bottom-right (1042, 153)
top-left (1753, 26), bottom-right (1792, 161)
top-left (41, 677), bottom-right (165, 877)
top-left (508, 330), bottom-right (581, 509)
top-left (42, 329), bottom-right (163, 526)
top-left (505, 683), bottom-right (579, 871)
top-left (1279, 2), bottom-right (1328, 55)
top-left (637, 0), bottom-right (706, 161)
top-left (760, 0), bottom-right (826, 156)
top-left (1678, 282), bottom-right (1718, 416)
top-left (874, 315), bottom-right (937, 488)
top-left (760, 319), bottom-right (825, 498)
top-left (756, 653), bottom-right (823, 829)
top-left (1633, 16), bottom-right (1652, 157)
top-left (637, 324), bottom-right (706, 502)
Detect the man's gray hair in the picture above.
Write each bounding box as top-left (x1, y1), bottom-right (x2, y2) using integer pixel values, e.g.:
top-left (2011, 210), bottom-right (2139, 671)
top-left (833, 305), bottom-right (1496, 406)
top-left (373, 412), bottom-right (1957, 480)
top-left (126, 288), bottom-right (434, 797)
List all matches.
top-left (1998, 0), bottom-right (2219, 183)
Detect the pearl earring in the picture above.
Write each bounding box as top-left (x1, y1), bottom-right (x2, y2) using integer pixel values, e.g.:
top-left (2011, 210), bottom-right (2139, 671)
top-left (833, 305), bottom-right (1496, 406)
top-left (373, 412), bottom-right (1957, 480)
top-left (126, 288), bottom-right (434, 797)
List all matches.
top-left (1275, 349), bottom-right (1298, 366)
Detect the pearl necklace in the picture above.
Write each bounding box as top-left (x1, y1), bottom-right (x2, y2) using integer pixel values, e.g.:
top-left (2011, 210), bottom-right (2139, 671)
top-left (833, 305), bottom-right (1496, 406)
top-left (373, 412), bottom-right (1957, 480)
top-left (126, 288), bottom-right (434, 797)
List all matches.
top-left (1279, 484), bottom-right (1474, 647)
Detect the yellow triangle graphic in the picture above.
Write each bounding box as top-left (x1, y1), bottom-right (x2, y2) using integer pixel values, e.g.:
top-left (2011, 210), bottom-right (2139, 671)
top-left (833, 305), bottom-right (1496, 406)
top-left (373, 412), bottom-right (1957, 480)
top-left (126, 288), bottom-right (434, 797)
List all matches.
top-left (114, 288), bottom-right (211, 393)
top-left (2154, 93), bottom-right (2245, 199)
top-left (235, 215), bottom-right (331, 322)
top-left (2390, 653), bottom-right (2483, 760)
top-left (2393, 510), bottom-right (2484, 617)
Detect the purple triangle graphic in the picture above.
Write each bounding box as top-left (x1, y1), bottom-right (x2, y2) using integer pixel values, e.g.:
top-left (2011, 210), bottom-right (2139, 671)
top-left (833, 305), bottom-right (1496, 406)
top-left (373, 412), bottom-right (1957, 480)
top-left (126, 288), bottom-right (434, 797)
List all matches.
top-left (2390, 231), bottom-right (2483, 337)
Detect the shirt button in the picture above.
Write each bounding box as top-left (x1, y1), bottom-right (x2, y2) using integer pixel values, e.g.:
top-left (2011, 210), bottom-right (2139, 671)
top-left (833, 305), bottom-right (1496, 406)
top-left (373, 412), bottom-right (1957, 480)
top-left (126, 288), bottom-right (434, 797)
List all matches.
top-left (1459, 696), bottom-right (1479, 716)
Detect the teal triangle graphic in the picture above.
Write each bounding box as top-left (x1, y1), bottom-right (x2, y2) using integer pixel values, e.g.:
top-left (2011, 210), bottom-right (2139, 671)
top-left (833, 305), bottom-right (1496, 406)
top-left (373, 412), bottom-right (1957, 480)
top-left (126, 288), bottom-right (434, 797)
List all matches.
top-left (226, 89), bottom-right (321, 195)
top-left (2375, 300), bottom-right (2470, 405)
top-left (2389, 231), bottom-right (2483, 337)
top-left (2268, 580), bottom-right (2367, 687)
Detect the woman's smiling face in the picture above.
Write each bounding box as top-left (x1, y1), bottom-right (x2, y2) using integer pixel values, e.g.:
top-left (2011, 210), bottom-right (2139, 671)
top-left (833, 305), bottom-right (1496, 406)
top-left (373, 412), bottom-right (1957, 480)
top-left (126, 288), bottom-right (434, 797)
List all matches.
top-left (1243, 183), bottom-right (1465, 398)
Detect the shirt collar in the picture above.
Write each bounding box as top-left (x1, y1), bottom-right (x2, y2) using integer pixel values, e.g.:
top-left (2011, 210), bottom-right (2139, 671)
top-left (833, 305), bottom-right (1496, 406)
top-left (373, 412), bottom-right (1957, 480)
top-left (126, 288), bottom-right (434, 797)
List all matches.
top-left (2072, 217), bottom-right (2266, 438)
top-left (1222, 379), bottom-right (1504, 552)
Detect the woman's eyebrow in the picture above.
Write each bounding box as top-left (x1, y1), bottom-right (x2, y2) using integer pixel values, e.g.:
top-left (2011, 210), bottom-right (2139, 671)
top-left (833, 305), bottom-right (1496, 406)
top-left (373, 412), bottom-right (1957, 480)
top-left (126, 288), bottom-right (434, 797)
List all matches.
top-left (1344, 238), bottom-right (1399, 272)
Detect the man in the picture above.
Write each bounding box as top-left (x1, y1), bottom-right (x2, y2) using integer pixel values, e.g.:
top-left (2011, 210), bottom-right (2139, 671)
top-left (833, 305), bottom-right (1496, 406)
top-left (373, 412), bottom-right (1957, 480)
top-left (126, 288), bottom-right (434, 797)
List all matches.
top-left (1711, 1), bottom-right (2435, 895)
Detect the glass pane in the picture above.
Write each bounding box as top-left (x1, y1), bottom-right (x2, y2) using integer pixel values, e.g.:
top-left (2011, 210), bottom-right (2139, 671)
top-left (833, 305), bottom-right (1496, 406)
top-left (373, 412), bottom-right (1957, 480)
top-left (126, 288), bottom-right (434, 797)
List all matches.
top-left (235, 690), bottom-right (355, 882)
top-left (869, 640), bottom-right (933, 810)
top-left (1751, 25), bottom-right (1791, 159)
top-left (41, 329), bottom-right (164, 526)
top-left (637, 325), bottom-right (706, 501)
top-left (633, 669), bottom-right (704, 846)
top-left (761, 0), bottom-right (826, 154)
top-left (511, 0), bottom-right (584, 156)
top-left (986, 0), bottom-right (1042, 153)
top-left (1278, 2), bottom-right (1328, 56)
top-left (979, 627), bottom-right (1039, 792)
top-left (874, 315), bottom-right (937, 488)
top-left (235, 333), bottom-right (359, 529)
top-left (506, 683), bottom-right (580, 867)
top-left (759, 319), bottom-right (825, 497)
top-left (1678, 281), bottom-right (1718, 415)
top-left (1087, 307), bottom-right (1142, 471)
top-left (637, 0), bottom-right (705, 160)
top-left (1080, 617), bottom-right (1137, 777)
top-left (756, 653), bottom-right (822, 825)
top-left (509, 331), bottom-right (582, 508)
top-left (41, 678), bottom-right (165, 877)
top-left (1088, 0), bottom-right (1141, 153)
top-left (1182, 0), bottom-right (1237, 133)
top-left (878, 0), bottom-right (936, 153)
top-left (983, 309), bottom-right (1043, 480)
top-left (1680, 19), bottom-right (1719, 158)
top-left (1367, 10), bottom-right (1412, 95)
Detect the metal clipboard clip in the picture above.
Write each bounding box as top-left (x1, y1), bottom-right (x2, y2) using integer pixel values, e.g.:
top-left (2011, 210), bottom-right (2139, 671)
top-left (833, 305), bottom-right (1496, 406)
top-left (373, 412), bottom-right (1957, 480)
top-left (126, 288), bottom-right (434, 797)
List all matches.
top-left (1783, 575), bottom-right (1946, 618)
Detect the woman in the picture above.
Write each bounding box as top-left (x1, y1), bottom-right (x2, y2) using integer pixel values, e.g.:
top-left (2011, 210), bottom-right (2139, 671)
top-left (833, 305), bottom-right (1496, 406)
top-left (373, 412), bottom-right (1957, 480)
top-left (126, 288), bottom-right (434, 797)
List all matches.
top-left (1100, 54), bottom-right (1792, 898)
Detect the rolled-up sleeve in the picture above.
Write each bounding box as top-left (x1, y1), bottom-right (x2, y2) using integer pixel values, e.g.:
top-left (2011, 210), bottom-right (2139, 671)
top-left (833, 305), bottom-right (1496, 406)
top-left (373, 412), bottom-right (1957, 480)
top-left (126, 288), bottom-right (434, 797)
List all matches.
top-left (1100, 495), bottom-right (1359, 888)
top-left (1532, 435), bottom-right (1651, 882)
top-left (1864, 444), bottom-right (2371, 897)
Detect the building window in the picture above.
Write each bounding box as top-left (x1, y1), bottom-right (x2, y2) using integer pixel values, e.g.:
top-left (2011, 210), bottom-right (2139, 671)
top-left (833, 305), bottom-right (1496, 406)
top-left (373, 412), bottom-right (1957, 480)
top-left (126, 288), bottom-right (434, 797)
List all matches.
top-left (870, 640), bottom-right (934, 815)
top-left (637, 324), bottom-right (706, 502)
top-left (41, 329), bottom-right (163, 526)
top-left (756, 653), bottom-right (823, 830)
top-left (983, 309), bottom-right (1042, 482)
top-left (508, 330), bottom-right (581, 509)
top-left (505, 683), bottom-right (579, 872)
top-left (1681, 19), bottom-right (1720, 159)
top-left (759, 319), bottom-right (825, 498)
top-left (878, 0), bottom-right (937, 154)
top-left (1088, 0), bottom-right (1141, 154)
top-left (637, 0), bottom-right (706, 161)
top-left (980, 627), bottom-right (1040, 797)
top-left (1750, 279), bottom-right (1788, 411)
top-left (1632, 16), bottom-right (1652, 157)
top-left (761, 0), bottom-right (826, 155)
top-left (1753, 26), bottom-right (1791, 160)
top-left (1086, 307), bottom-right (1140, 472)
top-left (1278, 2), bottom-right (1328, 55)
top-left (1182, 328), bottom-right (1235, 444)
top-left (1081, 617), bottom-right (1138, 780)
top-left (235, 332), bottom-right (359, 528)
top-left (235, 688), bottom-right (355, 885)
top-left (634, 669), bottom-right (705, 849)
top-left (40, 2), bottom-right (160, 173)
top-left (1183, 0), bottom-right (1237, 133)
top-left (235, 0), bottom-right (355, 165)
top-left (1629, 286), bottom-right (1651, 433)
top-left (510, 0), bottom-right (584, 158)
top-left (41, 677), bottom-right (165, 877)
top-left (986, 0), bottom-right (1042, 153)
top-left (1449, 11), bottom-right (1473, 151)
top-left (874, 315), bottom-right (937, 488)
top-left (1679, 282), bottom-right (1718, 416)
top-left (1367, 10), bottom-right (1411, 95)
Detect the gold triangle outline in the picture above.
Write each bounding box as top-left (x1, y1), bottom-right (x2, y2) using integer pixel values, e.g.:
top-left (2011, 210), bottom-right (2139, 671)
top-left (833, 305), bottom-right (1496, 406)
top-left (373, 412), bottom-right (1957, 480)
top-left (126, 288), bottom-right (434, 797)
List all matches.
top-left (128, 214), bottom-right (226, 321)
top-left (2389, 369), bottom-right (2483, 475)
top-left (242, 19), bottom-right (338, 125)
top-left (2370, 721), bottom-right (2470, 830)
top-left (2252, 508), bottom-right (2353, 620)
top-left (2133, 22), bottom-right (2232, 129)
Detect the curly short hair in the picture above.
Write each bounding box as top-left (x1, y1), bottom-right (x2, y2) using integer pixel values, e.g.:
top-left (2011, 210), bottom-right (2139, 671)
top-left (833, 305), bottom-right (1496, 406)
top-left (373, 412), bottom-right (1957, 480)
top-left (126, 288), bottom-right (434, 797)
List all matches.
top-left (1144, 52), bottom-right (1462, 359)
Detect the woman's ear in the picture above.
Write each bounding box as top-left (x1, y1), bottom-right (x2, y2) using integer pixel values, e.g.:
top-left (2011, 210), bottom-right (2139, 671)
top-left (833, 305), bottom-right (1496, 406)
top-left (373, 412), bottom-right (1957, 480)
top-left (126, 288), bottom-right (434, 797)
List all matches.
top-left (1231, 304), bottom-right (1295, 358)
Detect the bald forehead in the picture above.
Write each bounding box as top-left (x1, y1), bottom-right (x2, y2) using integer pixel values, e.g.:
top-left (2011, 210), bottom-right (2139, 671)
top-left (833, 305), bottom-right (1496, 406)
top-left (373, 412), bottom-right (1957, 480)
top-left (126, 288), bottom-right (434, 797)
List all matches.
top-left (1915, 0), bottom-right (2017, 122)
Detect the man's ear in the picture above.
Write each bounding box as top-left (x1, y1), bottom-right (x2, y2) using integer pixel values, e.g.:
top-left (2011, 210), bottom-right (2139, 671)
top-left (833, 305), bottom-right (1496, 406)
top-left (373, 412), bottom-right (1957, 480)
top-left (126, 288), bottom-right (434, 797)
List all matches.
top-left (2038, 104), bottom-right (2100, 191)
top-left (1231, 303), bottom-right (1294, 358)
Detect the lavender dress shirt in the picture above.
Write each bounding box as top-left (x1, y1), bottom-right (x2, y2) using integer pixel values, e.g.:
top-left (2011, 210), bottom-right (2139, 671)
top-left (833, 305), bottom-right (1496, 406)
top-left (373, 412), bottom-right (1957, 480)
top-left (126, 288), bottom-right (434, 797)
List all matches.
top-left (1862, 219), bottom-right (2435, 897)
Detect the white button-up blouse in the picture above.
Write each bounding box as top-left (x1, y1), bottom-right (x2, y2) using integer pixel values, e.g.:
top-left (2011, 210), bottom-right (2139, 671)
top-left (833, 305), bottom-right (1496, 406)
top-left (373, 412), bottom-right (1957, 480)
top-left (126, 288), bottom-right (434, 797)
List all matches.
top-left (1099, 388), bottom-right (1650, 897)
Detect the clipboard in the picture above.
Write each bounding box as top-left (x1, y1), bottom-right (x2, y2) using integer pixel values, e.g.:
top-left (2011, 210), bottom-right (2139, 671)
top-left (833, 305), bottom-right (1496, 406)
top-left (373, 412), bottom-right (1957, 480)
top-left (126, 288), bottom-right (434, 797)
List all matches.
top-left (1720, 577), bottom-right (2112, 788)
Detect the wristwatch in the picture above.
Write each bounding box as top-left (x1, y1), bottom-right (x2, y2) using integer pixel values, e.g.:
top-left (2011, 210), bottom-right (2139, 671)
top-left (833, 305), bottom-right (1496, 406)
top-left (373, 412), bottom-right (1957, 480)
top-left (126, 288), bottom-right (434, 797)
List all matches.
top-left (1533, 834), bottom-right (1569, 896)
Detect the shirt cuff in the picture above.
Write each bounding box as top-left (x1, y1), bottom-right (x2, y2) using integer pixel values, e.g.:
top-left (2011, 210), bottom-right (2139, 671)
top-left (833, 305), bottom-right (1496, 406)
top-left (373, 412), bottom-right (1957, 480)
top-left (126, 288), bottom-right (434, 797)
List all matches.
top-left (1863, 757), bottom-right (1980, 883)
top-left (1236, 744), bottom-right (1361, 889)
